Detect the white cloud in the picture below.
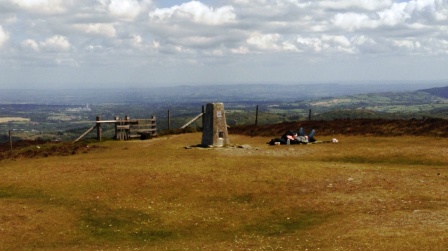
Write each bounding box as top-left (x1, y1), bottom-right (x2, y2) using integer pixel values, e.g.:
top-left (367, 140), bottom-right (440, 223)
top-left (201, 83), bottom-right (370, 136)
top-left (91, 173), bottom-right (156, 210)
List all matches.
top-left (11, 0), bottom-right (66, 14)
top-left (281, 41), bottom-right (299, 52)
top-left (147, 1), bottom-right (239, 54)
top-left (296, 36), bottom-right (324, 52)
top-left (393, 39), bottom-right (421, 50)
top-left (108, 0), bottom-right (143, 21)
top-left (352, 35), bottom-right (377, 47)
top-left (377, 2), bottom-right (410, 26)
top-left (333, 0), bottom-right (448, 31)
top-left (405, 0), bottom-right (448, 22)
top-left (152, 40), bottom-right (160, 48)
top-left (73, 23), bottom-right (117, 37)
top-left (231, 46), bottom-right (250, 54)
top-left (21, 39), bottom-right (39, 51)
top-left (131, 34), bottom-right (143, 47)
top-left (322, 35), bottom-right (351, 47)
top-left (85, 44), bottom-right (104, 52)
top-left (245, 35), bottom-right (298, 52)
top-left (295, 35), bottom-right (354, 53)
top-left (149, 1), bottom-right (236, 25)
top-left (273, 0), bottom-right (311, 8)
top-left (40, 35), bottom-right (71, 51)
top-left (0, 26), bottom-right (9, 47)
top-left (333, 13), bottom-right (378, 31)
top-left (324, 35), bottom-right (355, 54)
top-left (319, 0), bottom-right (393, 11)
top-left (2, 0), bottom-right (448, 87)
top-left (54, 57), bottom-right (79, 67)
top-left (246, 33), bottom-right (281, 50)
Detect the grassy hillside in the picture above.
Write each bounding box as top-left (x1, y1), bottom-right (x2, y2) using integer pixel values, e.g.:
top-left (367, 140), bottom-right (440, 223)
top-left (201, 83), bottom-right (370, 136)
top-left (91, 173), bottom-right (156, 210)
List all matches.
top-left (1, 133), bottom-right (448, 250)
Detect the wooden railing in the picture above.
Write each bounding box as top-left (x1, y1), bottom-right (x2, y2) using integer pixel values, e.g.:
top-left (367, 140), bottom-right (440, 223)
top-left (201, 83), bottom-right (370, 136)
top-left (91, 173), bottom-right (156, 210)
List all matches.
top-left (75, 116), bottom-right (157, 142)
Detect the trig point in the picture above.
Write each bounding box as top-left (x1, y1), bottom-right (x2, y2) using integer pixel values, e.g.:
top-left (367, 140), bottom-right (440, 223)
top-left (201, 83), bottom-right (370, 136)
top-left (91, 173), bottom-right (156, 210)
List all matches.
top-left (201, 103), bottom-right (229, 147)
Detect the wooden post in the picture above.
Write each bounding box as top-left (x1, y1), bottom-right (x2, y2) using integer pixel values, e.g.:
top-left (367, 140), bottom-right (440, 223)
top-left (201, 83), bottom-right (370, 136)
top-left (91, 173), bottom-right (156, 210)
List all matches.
top-left (180, 113), bottom-right (203, 129)
top-left (308, 109), bottom-right (312, 121)
top-left (167, 110), bottom-right (171, 130)
top-left (151, 116), bottom-right (156, 136)
top-left (9, 130), bottom-right (12, 152)
top-left (125, 116), bottom-right (130, 140)
top-left (114, 116), bottom-right (119, 139)
top-left (96, 116), bottom-right (102, 141)
top-left (202, 105), bottom-right (205, 129)
top-left (255, 105), bottom-right (259, 126)
top-left (74, 126), bottom-right (96, 142)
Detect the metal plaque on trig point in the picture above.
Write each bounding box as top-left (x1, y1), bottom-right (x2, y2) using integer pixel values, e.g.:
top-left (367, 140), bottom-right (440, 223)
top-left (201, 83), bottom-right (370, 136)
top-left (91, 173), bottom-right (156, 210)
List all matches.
top-left (216, 111), bottom-right (222, 118)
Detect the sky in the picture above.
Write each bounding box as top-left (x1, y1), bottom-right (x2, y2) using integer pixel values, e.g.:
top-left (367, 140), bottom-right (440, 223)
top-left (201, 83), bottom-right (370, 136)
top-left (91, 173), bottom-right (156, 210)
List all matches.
top-left (0, 0), bottom-right (447, 89)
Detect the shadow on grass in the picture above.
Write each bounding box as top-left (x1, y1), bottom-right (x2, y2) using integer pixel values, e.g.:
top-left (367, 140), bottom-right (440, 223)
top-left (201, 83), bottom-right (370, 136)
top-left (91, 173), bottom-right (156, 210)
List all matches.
top-left (0, 185), bottom-right (333, 247)
top-left (0, 185), bottom-right (50, 199)
top-left (79, 203), bottom-right (174, 243)
top-left (0, 185), bottom-right (175, 245)
top-left (245, 210), bottom-right (332, 236)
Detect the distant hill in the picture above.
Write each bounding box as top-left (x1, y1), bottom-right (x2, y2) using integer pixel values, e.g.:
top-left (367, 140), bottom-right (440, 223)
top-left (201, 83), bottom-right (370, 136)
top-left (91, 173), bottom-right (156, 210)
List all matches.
top-left (419, 86), bottom-right (448, 99)
top-left (0, 83), bottom-right (440, 105)
top-left (294, 85), bottom-right (448, 120)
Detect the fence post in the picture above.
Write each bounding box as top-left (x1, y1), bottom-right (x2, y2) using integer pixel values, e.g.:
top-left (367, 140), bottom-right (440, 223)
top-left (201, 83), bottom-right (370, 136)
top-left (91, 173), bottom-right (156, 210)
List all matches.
top-left (96, 116), bottom-right (102, 141)
top-left (202, 105), bottom-right (205, 129)
top-left (308, 109), bottom-right (312, 121)
top-left (255, 105), bottom-right (259, 126)
top-left (9, 130), bottom-right (12, 152)
top-left (125, 116), bottom-right (130, 140)
top-left (151, 116), bottom-right (157, 136)
top-left (114, 116), bottom-right (119, 139)
top-left (167, 110), bottom-right (171, 130)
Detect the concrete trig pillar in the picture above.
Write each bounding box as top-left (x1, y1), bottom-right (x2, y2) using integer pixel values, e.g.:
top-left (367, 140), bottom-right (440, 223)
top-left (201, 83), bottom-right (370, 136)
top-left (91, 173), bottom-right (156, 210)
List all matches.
top-left (201, 103), bottom-right (229, 147)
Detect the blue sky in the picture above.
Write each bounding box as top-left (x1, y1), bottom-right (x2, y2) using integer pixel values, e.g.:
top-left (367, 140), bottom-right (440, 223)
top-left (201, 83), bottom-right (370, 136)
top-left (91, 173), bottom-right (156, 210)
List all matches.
top-left (0, 0), bottom-right (447, 89)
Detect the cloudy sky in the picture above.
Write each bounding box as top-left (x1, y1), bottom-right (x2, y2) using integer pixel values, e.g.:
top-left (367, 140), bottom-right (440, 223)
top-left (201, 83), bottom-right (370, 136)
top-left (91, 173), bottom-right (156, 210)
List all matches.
top-left (0, 0), bottom-right (447, 89)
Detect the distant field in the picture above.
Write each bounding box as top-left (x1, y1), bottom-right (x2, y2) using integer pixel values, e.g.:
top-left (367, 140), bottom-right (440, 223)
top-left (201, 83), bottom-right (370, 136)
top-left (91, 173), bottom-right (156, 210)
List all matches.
top-left (1, 133), bottom-right (448, 250)
top-left (0, 117), bottom-right (30, 123)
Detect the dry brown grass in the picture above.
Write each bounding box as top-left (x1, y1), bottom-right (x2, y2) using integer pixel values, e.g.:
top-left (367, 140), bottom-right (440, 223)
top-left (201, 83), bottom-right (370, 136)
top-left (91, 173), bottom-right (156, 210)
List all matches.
top-left (1, 133), bottom-right (448, 250)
